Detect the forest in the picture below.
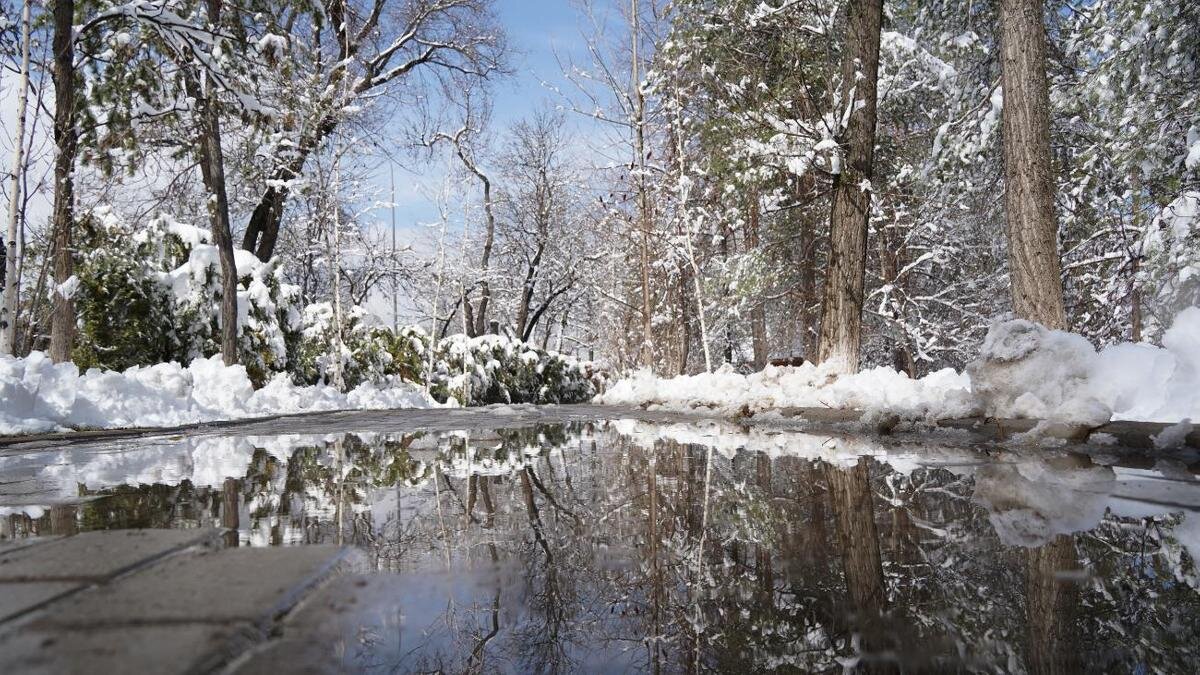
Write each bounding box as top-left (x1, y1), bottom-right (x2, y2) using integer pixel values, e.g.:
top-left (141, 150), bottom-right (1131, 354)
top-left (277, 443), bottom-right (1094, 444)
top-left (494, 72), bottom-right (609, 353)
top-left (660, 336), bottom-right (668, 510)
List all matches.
top-left (0, 0), bottom-right (1198, 431)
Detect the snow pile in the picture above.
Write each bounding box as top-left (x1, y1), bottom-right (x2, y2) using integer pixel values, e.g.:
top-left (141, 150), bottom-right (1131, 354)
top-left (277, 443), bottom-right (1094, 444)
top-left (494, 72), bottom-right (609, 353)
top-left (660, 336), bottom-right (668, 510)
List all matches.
top-left (973, 308), bottom-right (1200, 424)
top-left (966, 320), bottom-right (1111, 426)
top-left (597, 361), bottom-right (975, 420)
top-left (600, 309), bottom-right (1200, 427)
top-left (0, 352), bottom-right (437, 436)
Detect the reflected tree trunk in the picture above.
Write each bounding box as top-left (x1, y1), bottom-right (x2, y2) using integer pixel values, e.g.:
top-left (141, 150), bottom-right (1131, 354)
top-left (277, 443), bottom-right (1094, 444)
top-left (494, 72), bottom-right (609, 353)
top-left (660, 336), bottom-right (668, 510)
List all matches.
top-left (49, 504), bottom-right (76, 536)
top-left (1024, 535), bottom-right (1081, 674)
top-left (826, 461), bottom-right (887, 616)
top-left (826, 460), bottom-right (894, 672)
top-left (222, 477), bottom-right (240, 548)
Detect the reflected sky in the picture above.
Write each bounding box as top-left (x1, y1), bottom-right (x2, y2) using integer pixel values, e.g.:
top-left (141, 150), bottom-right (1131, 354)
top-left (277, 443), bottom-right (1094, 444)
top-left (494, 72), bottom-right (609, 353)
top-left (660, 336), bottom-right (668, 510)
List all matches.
top-left (3, 420), bottom-right (1200, 672)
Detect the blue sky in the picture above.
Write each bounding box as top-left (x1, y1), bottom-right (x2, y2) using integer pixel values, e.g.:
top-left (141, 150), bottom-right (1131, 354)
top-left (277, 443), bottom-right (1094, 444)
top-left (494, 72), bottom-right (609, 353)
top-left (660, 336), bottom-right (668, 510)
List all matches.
top-left (381, 0), bottom-right (596, 232)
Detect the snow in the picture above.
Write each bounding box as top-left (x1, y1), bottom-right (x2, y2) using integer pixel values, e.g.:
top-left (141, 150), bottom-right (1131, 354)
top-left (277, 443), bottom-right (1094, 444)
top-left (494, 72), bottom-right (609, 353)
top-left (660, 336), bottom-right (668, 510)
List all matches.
top-left (0, 352), bottom-right (438, 436)
top-left (597, 361), bottom-right (976, 421)
top-left (1154, 420), bottom-right (1194, 450)
top-left (967, 319), bottom-right (1112, 426)
top-left (600, 309), bottom-right (1200, 429)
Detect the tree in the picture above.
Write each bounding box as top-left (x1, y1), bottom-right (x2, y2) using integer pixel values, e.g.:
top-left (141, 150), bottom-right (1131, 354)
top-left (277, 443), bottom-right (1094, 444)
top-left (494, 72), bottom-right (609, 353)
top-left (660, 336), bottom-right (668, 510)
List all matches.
top-left (48, 0), bottom-right (77, 363)
top-left (426, 93), bottom-right (498, 336)
top-left (0, 0), bottom-right (32, 355)
top-left (998, 0), bottom-right (1066, 329)
top-left (497, 110), bottom-right (581, 343)
top-left (239, 0), bottom-right (506, 263)
top-left (816, 0), bottom-right (884, 373)
top-left (185, 0), bottom-right (240, 365)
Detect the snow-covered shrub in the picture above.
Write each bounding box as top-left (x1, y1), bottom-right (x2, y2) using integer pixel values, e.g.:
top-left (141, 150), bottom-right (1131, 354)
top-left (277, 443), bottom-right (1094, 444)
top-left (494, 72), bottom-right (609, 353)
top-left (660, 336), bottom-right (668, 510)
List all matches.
top-left (430, 334), bottom-right (595, 406)
top-left (1142, 192), bottom-right (1200, 338)
top-left (74, 210), bottom-right (181, 371)
top-left (382, 325), bottom-right (433, 383)
top-left (292, 304), bottom-right (406, 389)
top-left (72, 207), bottom-right (302, 384)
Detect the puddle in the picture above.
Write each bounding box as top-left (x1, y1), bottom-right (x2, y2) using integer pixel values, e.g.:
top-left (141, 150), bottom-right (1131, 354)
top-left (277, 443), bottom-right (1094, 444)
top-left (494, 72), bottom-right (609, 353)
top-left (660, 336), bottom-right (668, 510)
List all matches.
top-left (3, 416), bottom-right (1200, 671)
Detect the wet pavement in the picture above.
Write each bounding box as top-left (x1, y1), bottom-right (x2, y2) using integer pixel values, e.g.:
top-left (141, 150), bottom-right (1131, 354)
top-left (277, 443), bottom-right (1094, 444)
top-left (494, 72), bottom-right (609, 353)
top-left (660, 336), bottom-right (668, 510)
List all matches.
top-left (2, 405), bottom-right (1200, 672)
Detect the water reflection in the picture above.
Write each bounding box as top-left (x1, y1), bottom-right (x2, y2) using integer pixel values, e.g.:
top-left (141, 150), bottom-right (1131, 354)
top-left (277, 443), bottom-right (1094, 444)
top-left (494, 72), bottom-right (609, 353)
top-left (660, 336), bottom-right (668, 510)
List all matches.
top-left (3, 420), bottom-right (1200, 672)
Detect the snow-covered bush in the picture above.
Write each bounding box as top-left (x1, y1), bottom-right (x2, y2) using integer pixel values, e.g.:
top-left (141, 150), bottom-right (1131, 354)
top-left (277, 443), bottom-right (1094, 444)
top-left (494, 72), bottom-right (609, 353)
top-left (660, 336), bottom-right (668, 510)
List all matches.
top-left (74, 210), bottom-right (181, 371)
top-left (73, 208), bottom-right (302, 384)
top-left (1142, 192), bottom-right (1200, 338)
top-left (430, 334), bottom-right (595, 406)
top-left (291, 304), bottom-right (428, 389)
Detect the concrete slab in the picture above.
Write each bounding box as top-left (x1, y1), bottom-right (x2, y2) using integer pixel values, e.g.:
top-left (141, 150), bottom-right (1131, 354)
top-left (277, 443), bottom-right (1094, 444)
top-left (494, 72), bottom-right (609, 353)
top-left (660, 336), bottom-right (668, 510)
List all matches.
top-left (0, 622), bottom-right (258, 675)
top-left (230, 574), bottom-right (409, 674)
top-left (0, 581), bottom-right (80, 622)
top-left (0, 535), bottom-right (60, 556)
top-left (34, 545), bottom-right (363, 629)
top-left (0, 529), bottom-right (220, 582)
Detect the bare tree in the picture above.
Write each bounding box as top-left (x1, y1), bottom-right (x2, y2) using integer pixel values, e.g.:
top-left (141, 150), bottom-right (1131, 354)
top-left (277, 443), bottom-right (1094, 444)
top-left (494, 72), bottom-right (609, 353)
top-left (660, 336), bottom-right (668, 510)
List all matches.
top-left (496, 110), bottom-right (580, 342)
top-left (240, 0), bottom-right (507, 263)
top-left (426, 93), bottom-right (498, 336)
top-left (998, 0), bottom-right (1066, 329)
top-left (816, 0), bottom-right (884, 374)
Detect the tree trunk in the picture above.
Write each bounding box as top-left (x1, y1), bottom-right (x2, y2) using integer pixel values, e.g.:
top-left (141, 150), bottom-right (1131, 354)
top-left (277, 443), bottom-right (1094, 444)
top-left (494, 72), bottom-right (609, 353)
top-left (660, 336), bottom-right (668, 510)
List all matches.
top-left (1129, 171), bottom-right (1143, 342)
top-left (1, 0), bottom-right (32, 355)
top-left (1024, 535), bottom-right (1080, 674)
top-left (798, 200), bottom-right (818, 360)
top-left (748, 195), bottom-right (769, 370)
top-left (241, 114), bottom-right (338, 262)
top-left (48, 0), bottom-right (77, 364)
top-left (631, 0), bottom-right (653, 367)
top-left (826, 461), bottom-right (887, 616)
top-left (816, 0), bottom-right (883, 374)
top-left (473, 164), bottom-right (496, 336)
top-left (191, 0), bottom-right (239, 365)
top-left (999, 0), bottom-right (1066, 330)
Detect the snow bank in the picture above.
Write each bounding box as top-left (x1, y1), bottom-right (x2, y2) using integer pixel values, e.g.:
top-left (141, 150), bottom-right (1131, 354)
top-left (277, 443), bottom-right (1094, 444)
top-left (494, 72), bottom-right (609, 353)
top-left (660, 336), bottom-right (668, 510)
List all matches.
top-left (0, 352), bottom-right (437, 436)
top-left (597, 361), bottom-right (976, 420)
top-left (967, 320), bottom-right (1111, 426)
top-left (973, 308), bottom-right (1200, 424)
top-left (600, 309), bottom-right (1200, 427)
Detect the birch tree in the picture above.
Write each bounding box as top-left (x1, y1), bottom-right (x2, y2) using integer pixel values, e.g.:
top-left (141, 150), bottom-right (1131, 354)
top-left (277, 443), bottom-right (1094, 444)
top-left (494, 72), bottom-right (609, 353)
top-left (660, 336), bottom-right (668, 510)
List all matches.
top-left (0, 0), bottom-right (31, 355)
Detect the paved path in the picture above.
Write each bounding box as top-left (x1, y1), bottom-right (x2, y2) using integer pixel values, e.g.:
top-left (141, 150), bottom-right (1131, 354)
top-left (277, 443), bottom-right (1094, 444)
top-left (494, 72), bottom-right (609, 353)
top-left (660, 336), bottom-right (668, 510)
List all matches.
top-left (0, 529), bottom-right (373, 674)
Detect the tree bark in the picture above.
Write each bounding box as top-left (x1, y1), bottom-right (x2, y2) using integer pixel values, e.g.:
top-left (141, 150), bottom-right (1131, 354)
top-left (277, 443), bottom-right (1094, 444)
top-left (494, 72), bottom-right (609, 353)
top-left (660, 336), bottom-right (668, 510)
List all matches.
top-left (1024, 535), bottom-right (1080, 674)
top-left (48, 0), bottom-right (77, 364)
top-left (826, 460), bottom-right (887, 616)
top-left (748, 195), bottom-right (769, 370)
top-left (999, 0), bottom-right (1066, 330)
top-left (631, 0), bottom-right (653, 367)
top-left (0, 0), bottom-right (32, 355)
top-left (191, 0), bottom-right (239, 365)
top-left (816, 0), bottom-right (883, 374)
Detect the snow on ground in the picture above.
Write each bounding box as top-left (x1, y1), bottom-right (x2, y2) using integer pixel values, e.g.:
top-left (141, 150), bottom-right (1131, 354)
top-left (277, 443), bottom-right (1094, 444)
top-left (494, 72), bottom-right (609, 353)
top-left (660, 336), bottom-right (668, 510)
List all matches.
top-left (600, 308), bottom-right (1200, 426)
top-left (598, 363), bottom-right (976, 421)
top-left (0, 352), bottom-right (438, 435)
